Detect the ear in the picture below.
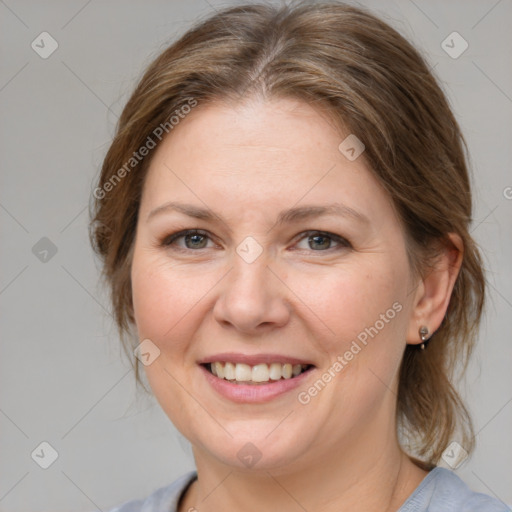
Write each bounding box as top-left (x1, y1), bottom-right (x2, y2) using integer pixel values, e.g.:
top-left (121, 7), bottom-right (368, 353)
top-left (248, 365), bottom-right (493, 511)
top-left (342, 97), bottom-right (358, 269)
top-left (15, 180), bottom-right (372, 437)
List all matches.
top-left (406, 233), bottom-right (463, 345)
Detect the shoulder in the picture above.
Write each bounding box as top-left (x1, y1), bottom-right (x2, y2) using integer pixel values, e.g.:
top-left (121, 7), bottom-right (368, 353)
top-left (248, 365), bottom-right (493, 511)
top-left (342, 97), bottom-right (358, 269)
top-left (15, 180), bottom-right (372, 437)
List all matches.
top-left (400, 467), bottom-right (510, 512)
top-left (106, 471), bottom-right (198, 512)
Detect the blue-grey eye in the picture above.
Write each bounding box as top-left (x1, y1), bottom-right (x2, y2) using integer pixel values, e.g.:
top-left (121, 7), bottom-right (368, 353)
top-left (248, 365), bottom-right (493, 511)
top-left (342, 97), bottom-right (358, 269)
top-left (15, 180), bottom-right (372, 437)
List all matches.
top-left (308, 234), bottom-right (332, 250)
top-left (294, 231), bottom-right (349, 251)
top-left (162, 229), bottom-right (212, 250)
top-left (184, 233), bottom-right (208, 249)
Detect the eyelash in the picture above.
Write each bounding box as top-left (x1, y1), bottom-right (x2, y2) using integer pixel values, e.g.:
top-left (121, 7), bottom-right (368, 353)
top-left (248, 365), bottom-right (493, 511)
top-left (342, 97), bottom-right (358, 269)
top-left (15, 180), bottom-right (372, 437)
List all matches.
top-left (160, 229), bottom-right (352, 253)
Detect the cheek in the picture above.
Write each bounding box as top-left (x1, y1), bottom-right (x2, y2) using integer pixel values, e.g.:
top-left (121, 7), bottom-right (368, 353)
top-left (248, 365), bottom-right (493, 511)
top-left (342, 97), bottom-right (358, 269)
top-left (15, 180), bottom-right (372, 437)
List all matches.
top-left (131, 248), bottom-right (186, 352)
top-left (130, 250), bottom-right (221, 352)
top-left (130, 251), bottom-right (208, 426)
top-left (293, 261), bottom-right (407, 347)
top-left (326, 261), bottom-right (409, 393)
top-left (304, 260), bottom-right (410, 408)
top-left (131, 261), bottom-right (176, 339)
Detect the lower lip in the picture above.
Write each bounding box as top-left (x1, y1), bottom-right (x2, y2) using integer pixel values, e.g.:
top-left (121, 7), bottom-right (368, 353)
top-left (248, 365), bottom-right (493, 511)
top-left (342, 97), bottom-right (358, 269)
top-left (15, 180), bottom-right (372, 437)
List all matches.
top-left (200, 365), bottom-right (314, 403)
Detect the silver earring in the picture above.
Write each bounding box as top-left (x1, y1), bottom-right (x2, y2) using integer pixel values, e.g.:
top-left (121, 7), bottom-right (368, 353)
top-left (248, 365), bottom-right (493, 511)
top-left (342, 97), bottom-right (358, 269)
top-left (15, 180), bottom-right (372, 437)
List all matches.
top-left (419, 326), bottom-right (429, 350)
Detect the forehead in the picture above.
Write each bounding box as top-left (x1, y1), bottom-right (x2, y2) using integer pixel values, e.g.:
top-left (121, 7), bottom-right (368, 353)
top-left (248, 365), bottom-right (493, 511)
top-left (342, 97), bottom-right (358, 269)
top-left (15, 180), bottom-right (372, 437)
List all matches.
top-left (140, 97), bottom-right (395, 225)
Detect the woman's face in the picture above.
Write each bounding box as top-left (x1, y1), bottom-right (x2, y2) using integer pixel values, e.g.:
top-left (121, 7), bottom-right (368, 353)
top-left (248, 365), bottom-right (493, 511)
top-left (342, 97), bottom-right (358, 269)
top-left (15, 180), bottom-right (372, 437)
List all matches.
top-left (131, 97), bottom-right (421, 472)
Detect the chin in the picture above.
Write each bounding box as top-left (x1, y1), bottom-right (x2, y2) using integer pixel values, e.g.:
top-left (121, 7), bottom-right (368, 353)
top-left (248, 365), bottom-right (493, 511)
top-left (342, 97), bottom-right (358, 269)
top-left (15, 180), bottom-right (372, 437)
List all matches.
top-left (184, 418), bottom-right (319, 473)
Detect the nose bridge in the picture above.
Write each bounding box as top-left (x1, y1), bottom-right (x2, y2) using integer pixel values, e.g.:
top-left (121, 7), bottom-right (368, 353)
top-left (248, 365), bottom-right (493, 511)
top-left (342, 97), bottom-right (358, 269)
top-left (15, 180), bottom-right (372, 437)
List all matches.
top-left (213, 246), bottom-right (290, 331)
top-left (228, 233), bottom-right (274, 297)
top-left (226, 251), bottom-right (275, 309)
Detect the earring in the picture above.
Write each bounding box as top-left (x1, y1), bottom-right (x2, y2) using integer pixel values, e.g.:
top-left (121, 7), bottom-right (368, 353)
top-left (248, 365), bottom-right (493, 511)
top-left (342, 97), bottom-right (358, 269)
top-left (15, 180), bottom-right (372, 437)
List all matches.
top-left (419, 325), bottom-right (429, 350)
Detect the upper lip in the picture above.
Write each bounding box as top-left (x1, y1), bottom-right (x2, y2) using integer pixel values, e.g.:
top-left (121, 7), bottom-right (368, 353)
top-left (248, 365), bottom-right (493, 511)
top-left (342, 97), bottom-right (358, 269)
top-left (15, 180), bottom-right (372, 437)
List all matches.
top-left (198, 353), bottom-right (315, 367)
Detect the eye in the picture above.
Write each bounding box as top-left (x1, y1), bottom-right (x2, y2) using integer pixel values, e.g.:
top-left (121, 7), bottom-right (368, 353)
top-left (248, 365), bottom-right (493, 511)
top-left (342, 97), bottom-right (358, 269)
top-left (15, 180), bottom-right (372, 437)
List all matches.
top-left (160, 229), bottom-right (351, 253)
top-left (293, 230), bottom-right (351, 251)
top-left (161, 229), bottom-right (214, 250)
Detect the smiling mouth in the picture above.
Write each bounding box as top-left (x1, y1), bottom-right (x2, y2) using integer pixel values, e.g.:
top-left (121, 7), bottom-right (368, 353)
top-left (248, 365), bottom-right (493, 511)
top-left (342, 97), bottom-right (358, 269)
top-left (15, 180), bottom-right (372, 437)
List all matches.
top-left (203, 362), bottom-right (314, 385)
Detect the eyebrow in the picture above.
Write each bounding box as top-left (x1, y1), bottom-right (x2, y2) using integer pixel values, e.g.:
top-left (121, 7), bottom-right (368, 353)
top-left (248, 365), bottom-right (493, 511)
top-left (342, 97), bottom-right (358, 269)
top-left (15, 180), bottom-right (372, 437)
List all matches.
top-left (146, 201), bottom-right (369, 226)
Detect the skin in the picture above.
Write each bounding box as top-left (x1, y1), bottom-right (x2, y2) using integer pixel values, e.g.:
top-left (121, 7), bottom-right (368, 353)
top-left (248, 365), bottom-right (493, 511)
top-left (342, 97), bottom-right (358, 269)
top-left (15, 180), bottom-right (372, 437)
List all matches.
top-left (130, 96), bottom-right (462, 512)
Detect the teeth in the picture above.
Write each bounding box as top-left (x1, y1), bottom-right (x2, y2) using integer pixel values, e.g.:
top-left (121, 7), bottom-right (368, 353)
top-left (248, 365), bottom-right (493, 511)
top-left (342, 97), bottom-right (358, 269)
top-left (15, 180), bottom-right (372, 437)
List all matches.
top-left (208, 362), bottom-right (309, 383)
top-left (214, 361), bottom-right (224, 379)
top-left (269, 363), bottom-right (282, 380)
top-left (235, 363), bottom-right (252, 381)
top-left (224, 362), bottom-right (236, 380)
top-left (252, 364), bottom-right (269, 382)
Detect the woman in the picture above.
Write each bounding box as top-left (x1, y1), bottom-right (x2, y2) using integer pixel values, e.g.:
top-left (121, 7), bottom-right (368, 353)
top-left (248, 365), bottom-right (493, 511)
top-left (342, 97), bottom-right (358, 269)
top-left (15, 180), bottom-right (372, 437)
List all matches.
top-left (90, 2), bottom-right (508, 511)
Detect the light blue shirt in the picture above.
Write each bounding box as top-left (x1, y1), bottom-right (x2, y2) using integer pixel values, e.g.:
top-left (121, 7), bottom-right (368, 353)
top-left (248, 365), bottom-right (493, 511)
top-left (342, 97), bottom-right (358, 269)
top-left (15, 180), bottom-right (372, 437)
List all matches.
top-left (108, 467), bottom-right (510, 511)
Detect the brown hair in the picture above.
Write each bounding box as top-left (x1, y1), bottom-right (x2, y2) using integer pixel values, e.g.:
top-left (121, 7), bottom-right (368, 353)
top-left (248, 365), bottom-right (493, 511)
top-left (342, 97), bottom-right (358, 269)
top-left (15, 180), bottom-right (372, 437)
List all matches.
top-left (89, 1), bottom-right (485, 466)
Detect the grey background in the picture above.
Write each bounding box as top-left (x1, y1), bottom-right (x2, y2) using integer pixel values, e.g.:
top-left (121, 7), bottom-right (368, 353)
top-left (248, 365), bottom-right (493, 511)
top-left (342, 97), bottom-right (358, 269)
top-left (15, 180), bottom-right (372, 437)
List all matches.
top-left (1, 0), bottom-right (511, 510)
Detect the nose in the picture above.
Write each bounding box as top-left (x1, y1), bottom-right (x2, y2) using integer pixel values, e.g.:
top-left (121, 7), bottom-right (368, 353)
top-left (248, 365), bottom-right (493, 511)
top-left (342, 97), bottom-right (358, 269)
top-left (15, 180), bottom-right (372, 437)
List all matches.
top-left (212, 255), bottom-right (291, 334)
